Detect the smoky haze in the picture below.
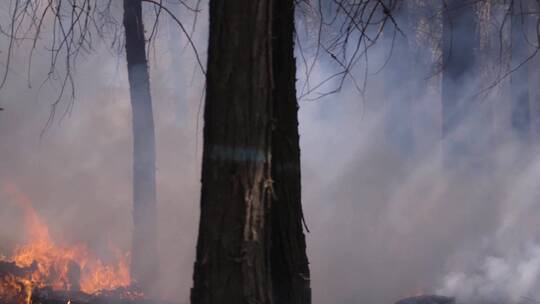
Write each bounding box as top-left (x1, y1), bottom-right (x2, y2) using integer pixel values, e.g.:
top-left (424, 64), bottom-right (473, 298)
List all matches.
top-left (1, 1), bottom-right (540, 304)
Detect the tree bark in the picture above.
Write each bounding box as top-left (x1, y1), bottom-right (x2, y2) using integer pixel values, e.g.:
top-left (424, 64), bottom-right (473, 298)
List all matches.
top-left (270, 0), bottom-right (311, 303)
top-left (190, 1), bottom-right (274, 304)
top-left (191, 1), bottom-right (311, 303)
top-left (123, 0), bottom-right (159, 293)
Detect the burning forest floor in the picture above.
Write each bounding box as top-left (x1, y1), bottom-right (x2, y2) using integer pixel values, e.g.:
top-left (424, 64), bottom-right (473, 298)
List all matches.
top-left (0, 182), bottom-right (173, 304)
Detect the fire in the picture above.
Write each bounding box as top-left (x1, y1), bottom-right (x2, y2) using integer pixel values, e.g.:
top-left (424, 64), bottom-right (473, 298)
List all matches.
top-left (0, 274), bottom-right (32, 304)
top-left (0, 182), bottom-right (132, 303)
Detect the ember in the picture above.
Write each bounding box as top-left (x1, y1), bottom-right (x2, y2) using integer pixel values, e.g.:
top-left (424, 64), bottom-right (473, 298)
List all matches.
top-left (0, 182), bottom-right (135, 303)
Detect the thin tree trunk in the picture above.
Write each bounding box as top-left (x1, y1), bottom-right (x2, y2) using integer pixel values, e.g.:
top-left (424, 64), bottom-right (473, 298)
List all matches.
top-left (383, 1), bottom-right (418, 160)
top-left (123, 0), bottom-right (159, 293)
top-left (510, 0), bottom-right (531, 139)
top-left (441, 0), bottom-right (479, 165)
top-left (529, 2), bottom-right (540, 143)
top-left (190, 1), bottom-right (274, 303)
top-left (270, 0), bottom-right (311, 303)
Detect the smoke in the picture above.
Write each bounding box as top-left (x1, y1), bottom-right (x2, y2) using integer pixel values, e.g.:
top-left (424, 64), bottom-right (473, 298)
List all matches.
top-left (1, 1), bottom-right (540, 304)
top-left (0, 4), bottom-right (206, 299)
top-left (438, 243), bottom-right (540, 303)
top-left (296, 2), bottom-right (540, 304)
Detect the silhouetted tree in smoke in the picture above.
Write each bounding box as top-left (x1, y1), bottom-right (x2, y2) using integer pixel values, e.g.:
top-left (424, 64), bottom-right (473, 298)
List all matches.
top-left (123, 0), bottom-right (158, 293)
top-left (382, 0), bottom-right (422, 159)
top-left (108, 0), bottom-right (203, 292)
top-left (528, 2), bottom-right (540, 139)
top-left (441, 0), bottom-right (481, 165)
top-left (510, 0), bottom-right (532, 139)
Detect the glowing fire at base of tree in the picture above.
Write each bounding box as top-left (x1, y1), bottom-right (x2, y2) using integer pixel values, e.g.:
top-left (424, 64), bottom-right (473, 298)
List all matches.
top-left (0, 182), bottom-right (137, 304)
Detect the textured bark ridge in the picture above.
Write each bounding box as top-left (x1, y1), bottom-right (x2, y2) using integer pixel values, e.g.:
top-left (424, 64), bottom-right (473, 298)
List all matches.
top-left (270, 0), bottom-right (311, 303)
top-left (123, 0), bottom-right (159, 293)
top-left (191, 1), bottom-right (274, 304)
top-left (191, 1), bottom-right (311, 304)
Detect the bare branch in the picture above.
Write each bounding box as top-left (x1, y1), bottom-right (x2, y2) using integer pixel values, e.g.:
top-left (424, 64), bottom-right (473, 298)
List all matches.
top-left (141, 0), bottom-right (206, 75)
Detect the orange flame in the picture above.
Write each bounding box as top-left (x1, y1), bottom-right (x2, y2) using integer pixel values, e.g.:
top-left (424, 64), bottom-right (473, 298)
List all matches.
top-left (0, 182), bottom-right (132, 303)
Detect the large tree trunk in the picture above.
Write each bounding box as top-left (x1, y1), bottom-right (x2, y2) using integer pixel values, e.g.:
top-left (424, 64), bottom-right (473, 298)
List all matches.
top-left (123, 0), bottom-right (159, 293)
top-left (441, 0), bottom-right (480, 166)
top-left (270, 0), bottom-right (311, 303)
top-left (191, 1), bottom-right (311, 303)
top-left (510, 0), bottom-right (531, 139)
top-left (190, 1), bottom-right (274, 304)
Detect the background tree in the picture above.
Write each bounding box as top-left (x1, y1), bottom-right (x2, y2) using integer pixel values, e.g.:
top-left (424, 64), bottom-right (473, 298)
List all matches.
top-left (382, 0), bottom-right (421, 160)
top-left (123, 0), bottom-right (158, 293)
top-left (510, 0), bottom-right (532, 139)
top-left (441, 0), bottom-right (481, 166)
